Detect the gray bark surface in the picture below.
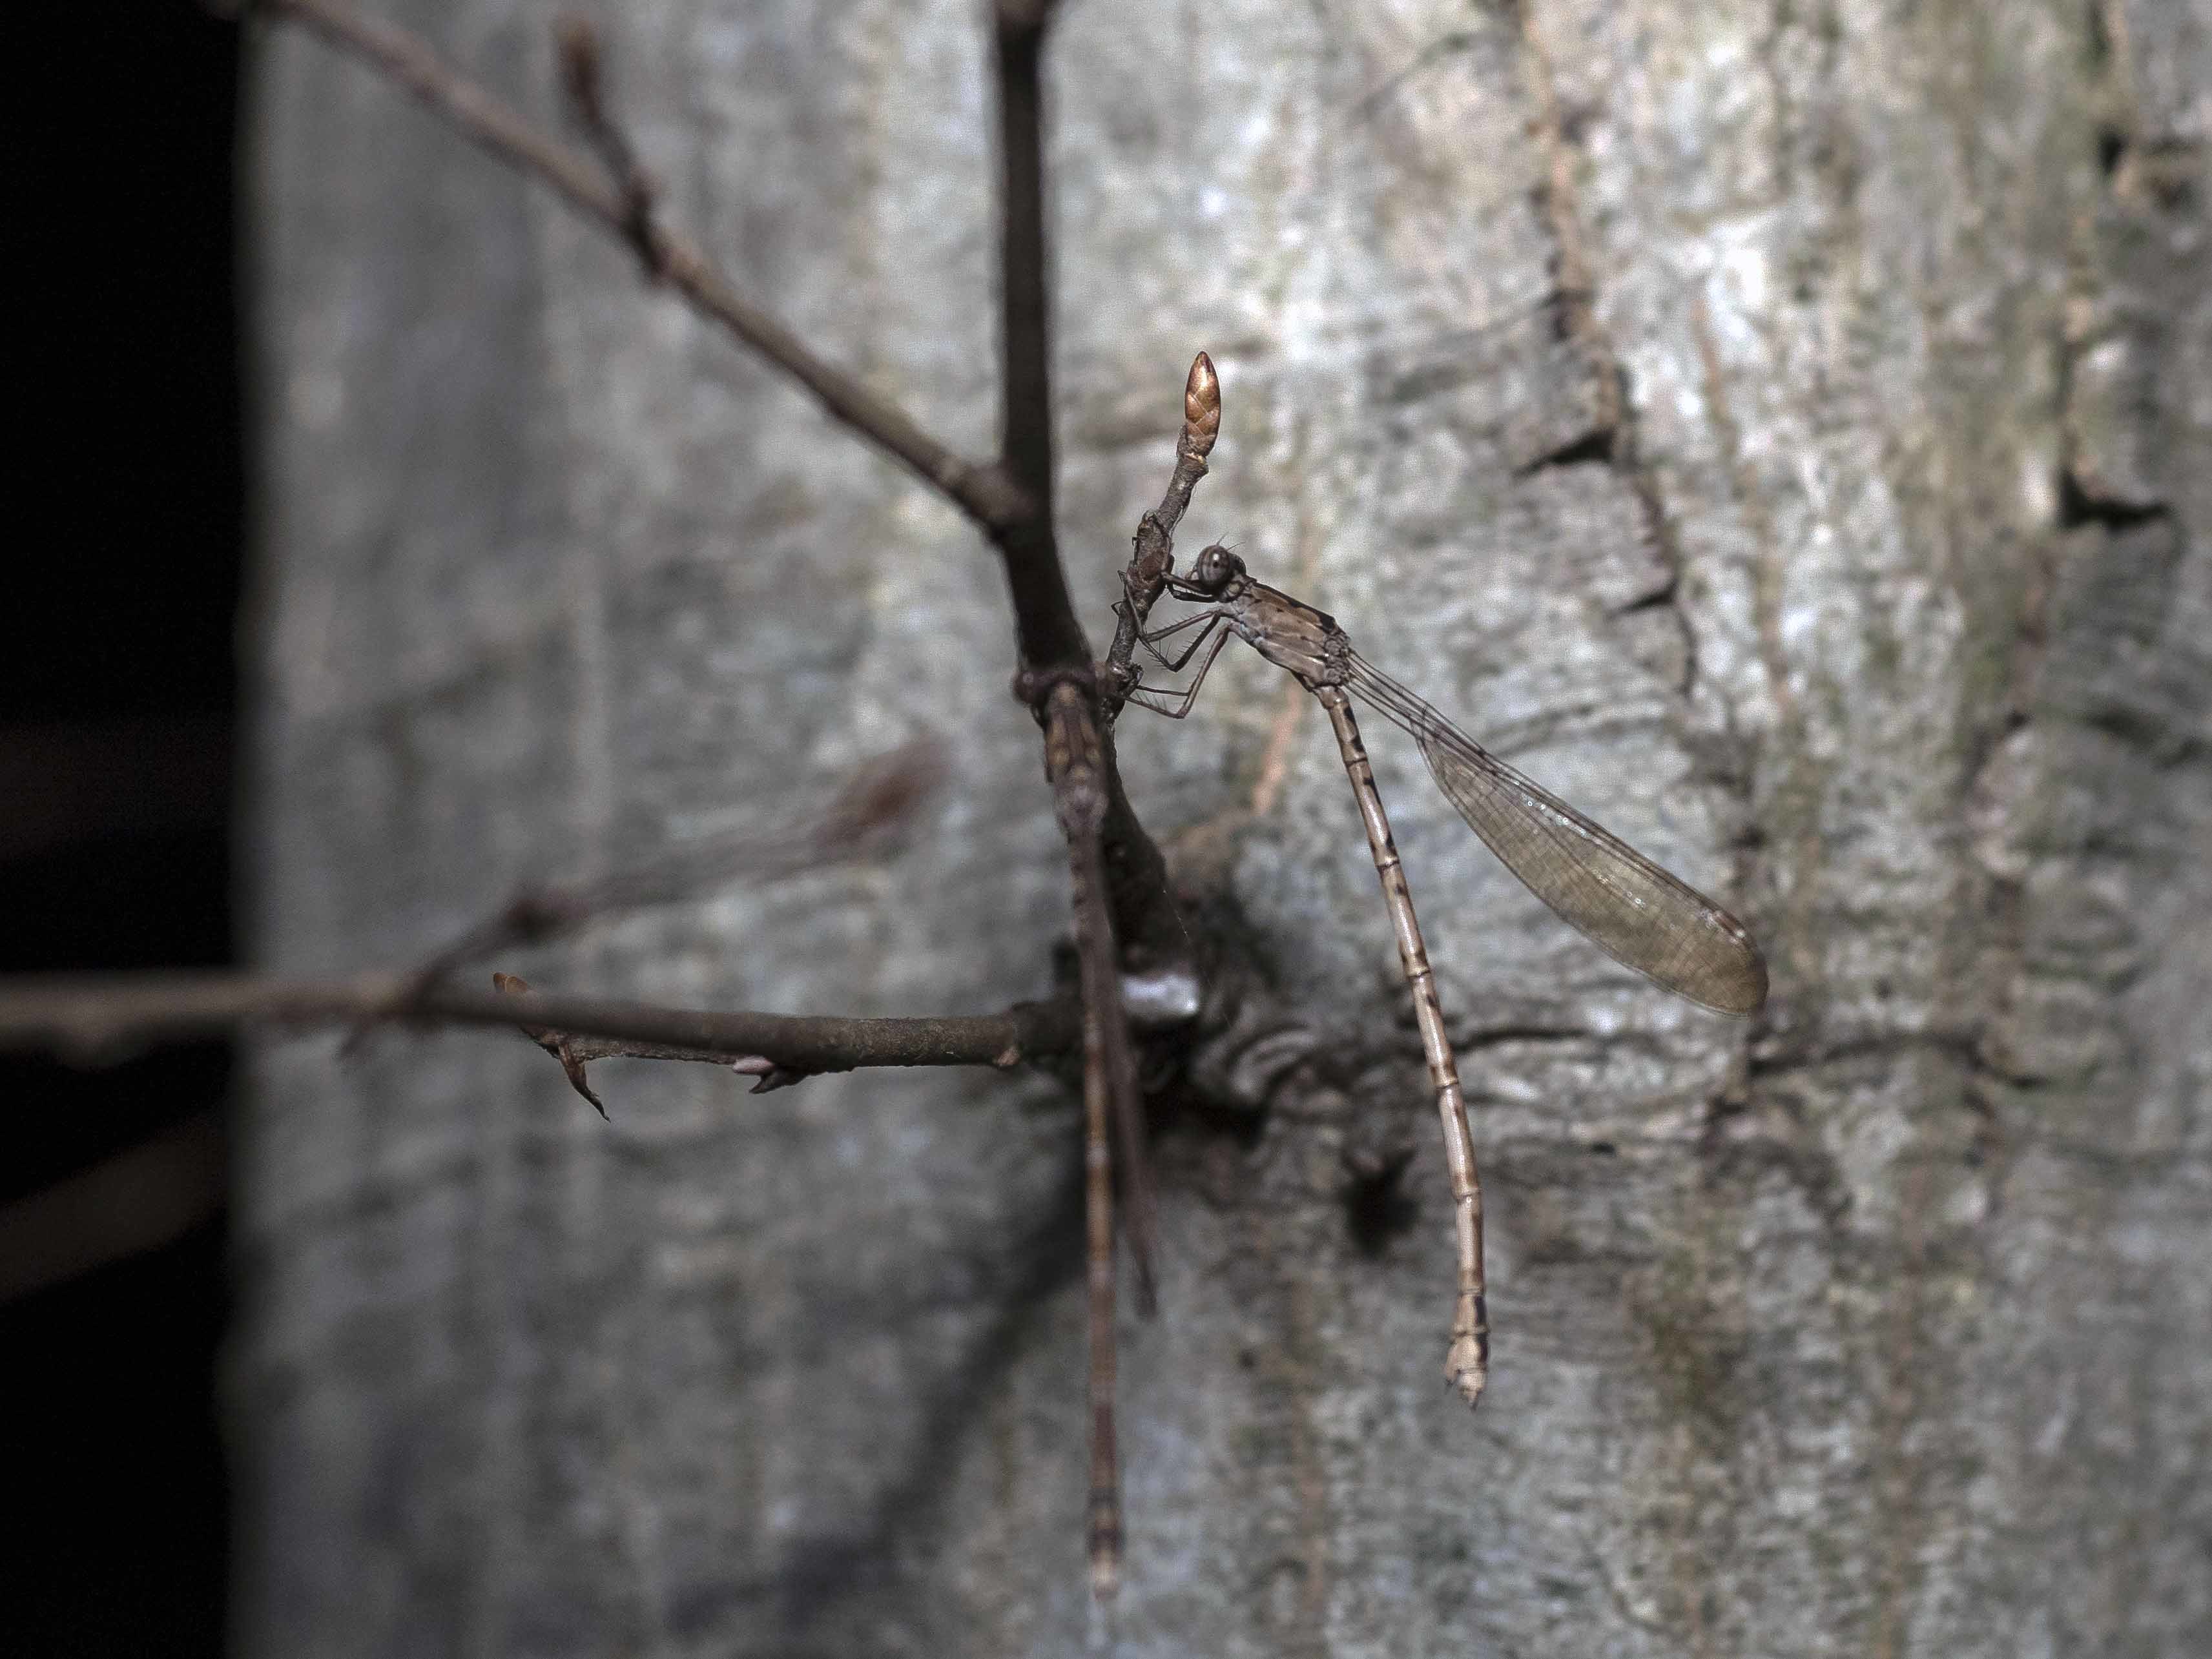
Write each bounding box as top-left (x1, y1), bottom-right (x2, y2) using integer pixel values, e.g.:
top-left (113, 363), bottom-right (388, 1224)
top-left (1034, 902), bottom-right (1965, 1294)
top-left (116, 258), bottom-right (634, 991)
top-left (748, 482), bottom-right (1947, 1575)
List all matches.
top-left (238, 1), bottom-right (2210, 1654)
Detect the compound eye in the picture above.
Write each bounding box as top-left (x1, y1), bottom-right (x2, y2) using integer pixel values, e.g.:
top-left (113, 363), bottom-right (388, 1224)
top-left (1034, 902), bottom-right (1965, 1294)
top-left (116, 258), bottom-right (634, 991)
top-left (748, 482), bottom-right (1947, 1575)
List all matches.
top-left (1196, 544), bottom-right (1240, 590)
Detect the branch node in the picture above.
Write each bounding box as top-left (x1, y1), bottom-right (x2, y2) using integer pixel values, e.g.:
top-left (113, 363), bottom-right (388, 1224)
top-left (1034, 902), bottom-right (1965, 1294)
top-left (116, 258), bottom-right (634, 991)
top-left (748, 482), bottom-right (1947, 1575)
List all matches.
top-left (731, 1055), bottom-right (809, 1094)
top-left (1041, 681), bottom-right (1108, 837)
top-left (553, 12), bottom-right (666, 279)
top-left (1013, 663), bottom-right (1097, 720)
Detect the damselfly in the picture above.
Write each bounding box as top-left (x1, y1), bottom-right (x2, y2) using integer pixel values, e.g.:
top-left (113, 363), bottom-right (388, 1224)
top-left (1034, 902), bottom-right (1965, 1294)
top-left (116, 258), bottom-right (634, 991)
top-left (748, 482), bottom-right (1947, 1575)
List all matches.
top-left (1124, 544), bottom-right (1768, 1405)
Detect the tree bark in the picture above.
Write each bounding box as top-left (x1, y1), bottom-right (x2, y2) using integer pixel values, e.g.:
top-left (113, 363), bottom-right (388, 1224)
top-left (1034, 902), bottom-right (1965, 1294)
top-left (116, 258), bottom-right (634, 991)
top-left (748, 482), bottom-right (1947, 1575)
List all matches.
top-left (237, 1), bottom-right (2210, 1653)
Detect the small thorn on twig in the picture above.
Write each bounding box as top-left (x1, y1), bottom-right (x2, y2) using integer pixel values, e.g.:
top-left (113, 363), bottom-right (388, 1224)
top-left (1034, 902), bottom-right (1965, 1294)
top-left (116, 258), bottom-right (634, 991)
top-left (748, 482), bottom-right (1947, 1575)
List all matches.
top-left (555, 1048), bottom-right (608, 1117)
top-left (730, 1055), bottom-right (807, 1094)
top-left (495, 972), bottom-right (608, 1117)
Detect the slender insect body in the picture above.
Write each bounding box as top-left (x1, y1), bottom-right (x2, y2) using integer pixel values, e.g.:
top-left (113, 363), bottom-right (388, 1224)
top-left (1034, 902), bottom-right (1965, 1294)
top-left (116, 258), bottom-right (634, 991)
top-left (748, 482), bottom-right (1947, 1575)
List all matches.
top-left (1130, 541), bottom-right (1768, 1406)
top-left (1316, 681), bottom-right (1489, 1407)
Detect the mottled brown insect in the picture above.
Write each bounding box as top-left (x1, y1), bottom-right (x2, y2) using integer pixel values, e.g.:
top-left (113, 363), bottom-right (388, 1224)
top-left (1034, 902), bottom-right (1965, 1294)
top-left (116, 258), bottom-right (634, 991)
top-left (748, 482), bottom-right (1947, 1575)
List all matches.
top-left (1128, 544), bottom-right (1768, 1405)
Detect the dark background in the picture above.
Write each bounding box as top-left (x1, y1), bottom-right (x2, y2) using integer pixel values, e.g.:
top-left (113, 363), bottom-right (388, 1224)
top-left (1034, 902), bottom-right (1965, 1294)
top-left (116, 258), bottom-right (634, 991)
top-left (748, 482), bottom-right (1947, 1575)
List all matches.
top-left (3, 6), bottom-right (242, 1653)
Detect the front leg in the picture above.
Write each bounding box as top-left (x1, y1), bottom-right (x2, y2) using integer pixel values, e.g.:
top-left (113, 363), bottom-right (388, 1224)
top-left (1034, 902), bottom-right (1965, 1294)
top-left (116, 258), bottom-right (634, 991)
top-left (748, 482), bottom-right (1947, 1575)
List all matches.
top-left (1138, 609), bottom-right (1225, 672)
top-left (1126, 626), bottom-right (1233, 719)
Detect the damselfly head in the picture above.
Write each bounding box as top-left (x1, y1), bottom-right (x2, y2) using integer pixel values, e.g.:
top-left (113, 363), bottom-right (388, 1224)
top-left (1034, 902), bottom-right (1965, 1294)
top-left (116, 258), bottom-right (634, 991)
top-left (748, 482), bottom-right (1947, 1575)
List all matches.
top-left (1189, 543), bottom-right (1247, 595)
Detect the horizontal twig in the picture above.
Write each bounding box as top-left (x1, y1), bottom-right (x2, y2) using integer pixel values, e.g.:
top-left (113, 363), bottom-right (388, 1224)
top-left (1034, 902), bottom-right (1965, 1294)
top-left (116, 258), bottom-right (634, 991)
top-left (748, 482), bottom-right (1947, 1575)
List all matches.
top-left (0, 969), bottom-right (1080, 1079)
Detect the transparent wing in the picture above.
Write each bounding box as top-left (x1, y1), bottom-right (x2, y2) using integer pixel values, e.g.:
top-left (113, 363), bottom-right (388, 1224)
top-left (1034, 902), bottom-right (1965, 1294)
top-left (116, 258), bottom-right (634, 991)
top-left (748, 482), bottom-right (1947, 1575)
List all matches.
top-left (1345, 655), bottom-right (1767, 1013)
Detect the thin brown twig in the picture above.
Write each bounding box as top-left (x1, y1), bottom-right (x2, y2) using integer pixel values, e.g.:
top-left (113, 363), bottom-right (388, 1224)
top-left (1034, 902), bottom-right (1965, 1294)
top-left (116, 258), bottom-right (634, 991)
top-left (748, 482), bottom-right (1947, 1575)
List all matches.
top-left (1077, 353), bottom-right (1222, 1016)
top-left (261, 0), bottom-right (1037, 562)
top-left (218, 19), bottom-right (1224, 1585)
top-left (386, 735), bottom-right (946, 1007)
top-left (486, 973), bottom-right (831, 1115)
top-left (0, 969), bottom-right (1080, 1087)
top-left (1077, 894), bottom-right (1122, 1613)
top-left (262, 0), bottom-right (1186, 1020)
top-left (984, 0), bottom-right (1189, 1051)
top-left (987, 20), bottom-right (1169, 1599)
top-left (1057, 352), bottom-right (1223, 1013)
top-left (979, 16), bottom-right (1181, 1602)
top-left (1039, 681), bottom-right (1158, 1304)
top-left (981, 0), bottom-right (1093, 672)
top-left (1039, 679), bottom-right (1141, 1611)
top-left (986, 0), bottom-right (1194, 1031)
top-left (552, 14), bottom-right (663, 274)
top-left (993, 0), bottom-right (1058, 531)
top-left (1106, 352), bottom-right (1223, 714)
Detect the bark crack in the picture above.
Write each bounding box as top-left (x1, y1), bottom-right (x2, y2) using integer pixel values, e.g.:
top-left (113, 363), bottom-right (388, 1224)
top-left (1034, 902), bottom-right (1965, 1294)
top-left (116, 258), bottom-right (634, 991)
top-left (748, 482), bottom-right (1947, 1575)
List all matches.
top-left (1505, 0), bottom-right (1698, 701)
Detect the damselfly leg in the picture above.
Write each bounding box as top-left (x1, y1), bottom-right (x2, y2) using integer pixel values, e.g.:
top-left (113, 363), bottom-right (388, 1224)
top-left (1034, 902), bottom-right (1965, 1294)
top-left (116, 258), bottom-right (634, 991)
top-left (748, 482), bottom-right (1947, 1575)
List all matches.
top-left (1126, 612), bottom-right (1234, 720)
